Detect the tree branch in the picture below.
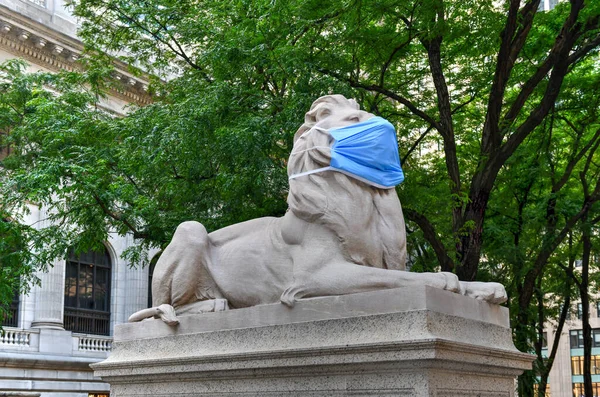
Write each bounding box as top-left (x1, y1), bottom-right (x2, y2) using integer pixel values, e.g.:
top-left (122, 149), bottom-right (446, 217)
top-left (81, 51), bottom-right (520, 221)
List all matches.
top-left (504, 20), bottom-right (599, 130)
top-left (379, 35), bottom-right (413, 88)
top-left (421, 34), bottom-right (462, 226)
top-left (554, 127), bottom-right (600, 193)
top-left (451, 94), bottom-right (477, 115)
top-left (317, 68), bottom-right (442, 131)
top-left (490, 0), bottom-right (587, 176)
top-left (520, 178), bottom-right (600, 308)
top-left (402, 125), bottom-right (434, 164)
top-left (404, 208), bottom-right (455, 272)
top-left (108, 5), bottom-right (211, 81)
top-left (481, 0), bottom-right (540, 154)
top-left (90, 192), bottom-right (148, 239)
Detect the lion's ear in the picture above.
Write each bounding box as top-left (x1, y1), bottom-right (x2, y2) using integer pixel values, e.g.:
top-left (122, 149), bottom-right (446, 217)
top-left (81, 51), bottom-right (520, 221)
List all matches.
top-left (293, 112), bottom-right (317, 144)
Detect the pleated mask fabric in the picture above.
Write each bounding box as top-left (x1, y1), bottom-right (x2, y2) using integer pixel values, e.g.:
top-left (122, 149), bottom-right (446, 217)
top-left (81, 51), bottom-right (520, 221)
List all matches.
top-left (289, 116), bottom-right (404, 189)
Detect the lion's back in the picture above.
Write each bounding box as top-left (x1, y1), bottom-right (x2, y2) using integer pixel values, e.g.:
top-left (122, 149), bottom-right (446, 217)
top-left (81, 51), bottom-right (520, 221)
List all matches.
top-left (208, 216), bottom-right (280, 247)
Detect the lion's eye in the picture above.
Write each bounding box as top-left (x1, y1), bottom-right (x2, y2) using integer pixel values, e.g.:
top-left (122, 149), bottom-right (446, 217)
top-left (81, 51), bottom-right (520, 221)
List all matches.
top-left (349, 116), bottom-right (360, 123)
top-left (317, 109), bottom-right (331, 120)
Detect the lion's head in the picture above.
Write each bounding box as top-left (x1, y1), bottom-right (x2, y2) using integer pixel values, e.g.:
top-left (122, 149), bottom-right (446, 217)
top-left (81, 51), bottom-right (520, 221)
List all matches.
top-left (287, 95), bottom-right (407, 270)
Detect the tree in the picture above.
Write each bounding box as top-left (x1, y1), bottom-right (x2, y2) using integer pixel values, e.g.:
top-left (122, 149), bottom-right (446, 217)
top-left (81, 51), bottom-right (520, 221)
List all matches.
top-left (62, 0), bottom-right (600, 269)
top-left (480, 58), bottom-right (600, 392)
top-left (1, 2), bottom-right (600, 392)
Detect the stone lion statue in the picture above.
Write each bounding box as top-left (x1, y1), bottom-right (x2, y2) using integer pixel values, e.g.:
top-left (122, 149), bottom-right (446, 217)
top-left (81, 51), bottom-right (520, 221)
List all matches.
top-left (130, 95), bottom-right (506, 325)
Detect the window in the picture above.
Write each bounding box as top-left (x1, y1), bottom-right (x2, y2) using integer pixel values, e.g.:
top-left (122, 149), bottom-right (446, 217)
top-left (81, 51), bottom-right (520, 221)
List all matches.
top-left (570, 329), bottom-right (600, 349)
top-left (88, 393), bottom-right (109, 397)
top-left (571, 330), bottom-right (584, 348)
top-left (577, 303), bottom-right (583, 319)
top-left (571, 355), bottom-right (600, 375)
top-left (572, 355), bottom-right (582, 375)
top-left (573, 382), bottom-right (600, 397)
top-left (559, 303), bottom-right (572, 320)
top-left (594, 329), bottom-right (600, 348)
top-left (597, 302), bottom-right (600, 318)
top-left (542, 332), bottom-right (548, 349)
top-left (63, 247), bottom-right (111, 336)
top-left (1, 289), bottom-right (19, 327)
top-left (575, 259), bottom-right (583, 268)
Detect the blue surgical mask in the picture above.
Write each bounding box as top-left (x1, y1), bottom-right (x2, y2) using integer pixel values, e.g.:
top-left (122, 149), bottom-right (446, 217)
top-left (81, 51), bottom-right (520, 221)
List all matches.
top-left (289, 116), bottom-right (404, 189)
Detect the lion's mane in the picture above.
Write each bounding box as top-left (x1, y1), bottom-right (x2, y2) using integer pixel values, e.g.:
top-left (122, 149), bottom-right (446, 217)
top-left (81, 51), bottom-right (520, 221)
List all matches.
top-left (286, 95), bottom-right (406, 270)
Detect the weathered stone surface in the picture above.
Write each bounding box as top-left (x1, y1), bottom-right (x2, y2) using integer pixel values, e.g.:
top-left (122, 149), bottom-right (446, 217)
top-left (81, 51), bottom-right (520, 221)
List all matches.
top-left (94, 286), bottom-right (533, 396)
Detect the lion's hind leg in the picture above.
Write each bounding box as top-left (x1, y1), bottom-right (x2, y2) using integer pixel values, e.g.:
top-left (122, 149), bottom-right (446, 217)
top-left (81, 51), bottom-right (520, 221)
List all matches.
top-left (129, 221), bottom-right (225, 325)
top-left (152, 221), bottom-right (223, 309)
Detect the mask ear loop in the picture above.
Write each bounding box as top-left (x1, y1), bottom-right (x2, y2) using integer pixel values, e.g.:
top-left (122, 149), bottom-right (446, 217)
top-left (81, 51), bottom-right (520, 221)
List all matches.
top-left (288, 166), bottom-right (334, 181)
top-left (296, 125), bottom-right (329, 140)
top-left (289, 126), bottom-right (332, 180)
top-left (289, 166), bottom-right (393, 189)
top-left (289, 146), bottom-right (330, 156)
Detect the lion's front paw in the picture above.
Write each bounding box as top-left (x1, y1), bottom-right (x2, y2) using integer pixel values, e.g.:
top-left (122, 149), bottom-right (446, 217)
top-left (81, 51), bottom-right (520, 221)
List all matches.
top-left (460, 281), bottom-right (507, 304)
top-left (439, 272), bottom-right (461, 293)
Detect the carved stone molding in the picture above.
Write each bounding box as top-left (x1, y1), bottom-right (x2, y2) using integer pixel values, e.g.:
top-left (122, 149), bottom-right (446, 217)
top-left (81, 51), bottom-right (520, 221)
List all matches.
top-left (0, 5), bottom-right (151, 106)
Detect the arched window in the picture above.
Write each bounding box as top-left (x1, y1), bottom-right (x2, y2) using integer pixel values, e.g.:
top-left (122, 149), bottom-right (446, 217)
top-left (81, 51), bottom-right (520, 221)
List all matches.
top-left (63, 247), bottom-right (111, 336)
top-left (0, 218), bottom-right (22, 328)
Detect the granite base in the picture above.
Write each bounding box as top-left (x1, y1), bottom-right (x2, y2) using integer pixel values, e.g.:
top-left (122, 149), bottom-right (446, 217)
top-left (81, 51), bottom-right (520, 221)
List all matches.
top-left (92, 286), bottom-right (533, 396)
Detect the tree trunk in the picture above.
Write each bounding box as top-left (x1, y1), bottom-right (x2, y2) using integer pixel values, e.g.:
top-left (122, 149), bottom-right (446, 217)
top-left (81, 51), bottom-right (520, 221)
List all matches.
top-left (581, 215), bottom-right (592, 397)
top-left (456, 185), bottom-right (491, 281)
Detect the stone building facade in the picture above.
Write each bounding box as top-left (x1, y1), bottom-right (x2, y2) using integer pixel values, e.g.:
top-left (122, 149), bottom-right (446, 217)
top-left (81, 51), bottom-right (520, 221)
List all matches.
top-left (543, 293), bottom-right (600, 397)
top-left (0, 1), bottom-right (152, 396)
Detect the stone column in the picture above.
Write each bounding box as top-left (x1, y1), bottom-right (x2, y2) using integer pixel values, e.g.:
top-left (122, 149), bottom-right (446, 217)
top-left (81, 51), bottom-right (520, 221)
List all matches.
top-left (30, 258), bottom-right (65, 329)
top-left (30, 206), bottom-right (65, 330)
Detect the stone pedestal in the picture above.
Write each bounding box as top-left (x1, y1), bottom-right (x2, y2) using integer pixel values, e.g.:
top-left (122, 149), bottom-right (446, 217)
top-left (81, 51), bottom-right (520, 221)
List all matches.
top-left (92, 286), bottom-right (533, 396)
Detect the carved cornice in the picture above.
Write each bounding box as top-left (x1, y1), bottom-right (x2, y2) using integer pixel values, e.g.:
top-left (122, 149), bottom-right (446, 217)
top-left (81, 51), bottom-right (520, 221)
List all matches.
top-left (0, 5), bottom-right (151, 106)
